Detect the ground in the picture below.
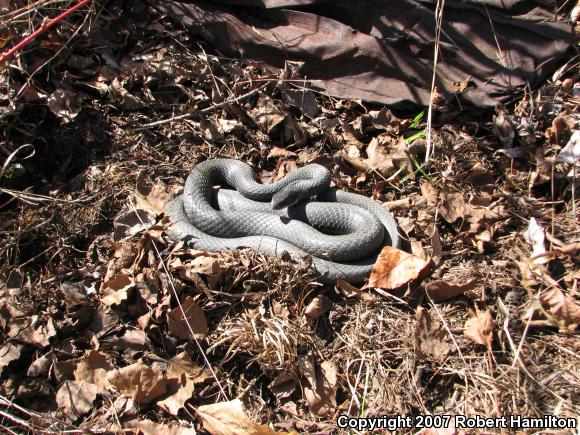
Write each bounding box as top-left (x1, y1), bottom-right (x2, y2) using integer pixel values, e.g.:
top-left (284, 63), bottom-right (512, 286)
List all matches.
top-left (0, 1), bottom-right (578, 434)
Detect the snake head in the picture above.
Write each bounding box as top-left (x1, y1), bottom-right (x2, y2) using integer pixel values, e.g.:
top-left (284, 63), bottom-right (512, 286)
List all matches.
top-left (271, 188), bottom-right (305, 210)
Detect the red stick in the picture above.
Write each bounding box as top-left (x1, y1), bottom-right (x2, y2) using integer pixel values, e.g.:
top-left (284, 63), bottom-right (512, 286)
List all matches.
top-left (0, 0), bottom-right (93, 66)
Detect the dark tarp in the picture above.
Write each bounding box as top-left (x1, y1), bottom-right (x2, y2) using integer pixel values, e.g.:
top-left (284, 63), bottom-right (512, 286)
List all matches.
top-left (155, 0), bottom-right (574, 109)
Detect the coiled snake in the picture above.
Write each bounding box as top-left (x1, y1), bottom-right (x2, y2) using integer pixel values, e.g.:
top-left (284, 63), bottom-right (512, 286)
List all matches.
top-left (166, 159), bottom-right (399, 283)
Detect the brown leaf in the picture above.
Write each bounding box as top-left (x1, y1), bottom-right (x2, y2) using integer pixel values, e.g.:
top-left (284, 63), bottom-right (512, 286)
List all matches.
top-left (539, 288), bottom-right (580, 331)
top-left (420, 180), bottom-right (439, 208)
top-left (113, 329), bottom-right (149, 351)
top-left (158, 352), bottom-right (212, 416)
top-left (493, 113), bottom-right (515, 147)
top-left (127, 418), bottom-right (195, 435)
top-left (364, 135), bottom-right (397, 176)
top-left (113, 209), bottom-right (155, 241)
top-left (300, 358), bottom-right (337, 417)
top-left (304, 295), bottom-right (330, 321)
top-left (269, 372), bottom-right (298, 401)
top-left (464, 308), bottom-right (494, 347)
top-left (74, 350), bottom-right (114, 391)
top-left (196, 399), bottom-right (281, 435)
top-left (109, 362), bottom-right (169, 404)
top-left (135, 174), bottom-right (175, 216)
top-left (335, 279), bottom-right (363, 298)
top-left (424, 279), bottom-right (477, 302)
top-left (0, 342), bottom-right (22, 375)
top-left (54, 358), bottom-right (81, 382)
top-left (12, 317), bottom-right (56, 349)
top-left (368, 246), bottom-right (430, 290)
top-left (60, 282), bottom-right (87, 306)
top-left (186, 256), bottom-right (222, 276)
top-left (56, 380), bottom-right (99, 419)
top-left (167, 296), bottom-right (208, 340)
top-left (100, 271), bottom-right (134, 307)
top-left (414, 307), bottom-right (451, 363)
top-left (200, 118), bottom-right (225, 143)
top-left (27, 351), bottom-right (52, 377)
top-left (438, 191), bottom-right (465, 224)
top-left (268, 146), bottom-right (296, 159)
top-left (251, 98), bottom-right (287, 135)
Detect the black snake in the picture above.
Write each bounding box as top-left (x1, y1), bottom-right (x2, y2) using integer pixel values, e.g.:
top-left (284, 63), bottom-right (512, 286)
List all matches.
top-left (166, 159), bottom-right (399, 283)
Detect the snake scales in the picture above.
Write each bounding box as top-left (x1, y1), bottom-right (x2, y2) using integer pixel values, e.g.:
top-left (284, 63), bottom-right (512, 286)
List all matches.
top-left (166, 159), bottom-right (399, 283)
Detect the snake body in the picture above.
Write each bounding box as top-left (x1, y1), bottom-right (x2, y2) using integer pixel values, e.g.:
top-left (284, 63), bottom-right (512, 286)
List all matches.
top-left (166, 159), bottom-right (399, 283)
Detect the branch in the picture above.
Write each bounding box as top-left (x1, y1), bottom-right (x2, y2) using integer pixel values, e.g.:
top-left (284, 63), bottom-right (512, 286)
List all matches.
top-left (135, 84), bottom-right (268, 131)
top-left (0, 0), bottom-right (93, 67)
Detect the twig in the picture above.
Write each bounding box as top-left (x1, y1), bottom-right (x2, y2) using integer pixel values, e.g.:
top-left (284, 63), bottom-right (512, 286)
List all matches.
top-left (135, 84), bottom-right (267, 131)
top-left (424, 0), bottom-right (446, 163)
top-left (0, 0), bottom-right (93, 66)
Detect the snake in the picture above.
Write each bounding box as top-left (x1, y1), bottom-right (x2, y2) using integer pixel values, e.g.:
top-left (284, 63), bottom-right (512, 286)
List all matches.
top-left (165, 158), bottom-right (399, 283)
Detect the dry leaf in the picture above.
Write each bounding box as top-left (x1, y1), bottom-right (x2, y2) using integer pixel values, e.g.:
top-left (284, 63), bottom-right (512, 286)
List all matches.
top-left (167, 297), bottom-right (208, 340)
top-left (420, 180), bottom-right (439, 207)
top-left (100, 271), bottom-right (134, 307)
top-left (493, 113), bottom-right (515, 147)
top-left (464, 308), bottom-right (494, 347)
top-left (60, 282), bottom-right (88, 305)
top-left (414, 307), bottom-right (451, 363)
top-left (364, 135), bottom-right (398, 176)
top-left (109, 362), bottom-right (169, 404)
top-left (56, 380), bottom-right (99, 419)
top-left (113, 209), bottom-right (155, 241)
top-left (335, 279), bottom-right (363, 298)
top-left (158, 352), bottom-right (212, 416)
top-left (186, 256), bottom-right (221, 276)
top-left (12, 317), bottom-right (56, 349)
top-left (539, 288), bottom-right (580, 331)
top-left (438, 191), bottom-right (465, 224)
top-left (269, 372), bottom-right (298, 401)
top-left (113, 329), bottom-right (149, 351)
top-left (268, 146), bottom-right (296, 159)
top-left (300, 358), bottom-right (337, 417)
top-left (555, 130), bottom-right (580, 165)
top-left (0, 342), bottom-right (22, 375)
top-left (54, 358), bottom-right (81, 382)
top-left (196, 399), bottom-right (280, 435)
top-left (524, 218), bottom-right (548, 264)
top-left (304, 294), bottom-right (330, 321)
top-left (135, 174), bottom-right (175, 216)
top-left (368, 246), bottom-right (430, 290)
top-left (127, 418), bottom-right (195, 435)
top-left (74, 350), bottom-right (113, 390)
top-left (27, 351), bottom-right (52, 377)
top-left (424, 279), bottom-right (477, 302)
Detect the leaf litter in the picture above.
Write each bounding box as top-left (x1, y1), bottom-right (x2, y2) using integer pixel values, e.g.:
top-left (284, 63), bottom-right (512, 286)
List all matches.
top-left (0, 1), bottom-right (578, 433)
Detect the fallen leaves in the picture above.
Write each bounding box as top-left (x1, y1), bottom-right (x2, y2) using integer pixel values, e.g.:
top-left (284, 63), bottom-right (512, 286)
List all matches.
top-left (424, 279), bottom-right (477, 302)
top-left (414, 307), bottom-right (451, 363)
top-left (539, 288), bottom-right (580, 332)
top-left (464, 308), bottom-right (494, 347)
top-left (158, 352), bottom-right (212, 416)
top-left (0, 342), bottom-right (22, 375)
top-left (196, 399), bottom-right (283, 435)
top-left (300, 358), bottom-right (337, 417)
top-left (135, 175), bottom-right (175, 216)
top-left (368, 246), bottom-right (430, 290)
top-left (167, 296), bottom-right (208, 340)
top-left (56, 380), bottom-right (99, 419)
top-left (109, 362), bottom-right (169, 404)
top-left (524, 218), bottom-right (548, 264)
top-left (73, 350), bottom-right (114, 391)
top-left (100, 271), bottom-right (134, 307)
